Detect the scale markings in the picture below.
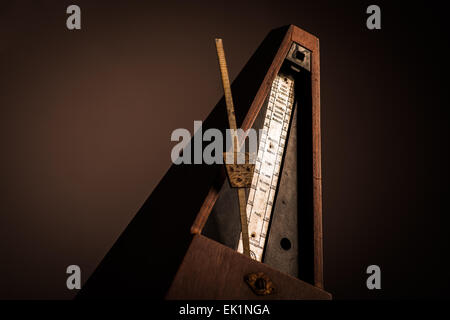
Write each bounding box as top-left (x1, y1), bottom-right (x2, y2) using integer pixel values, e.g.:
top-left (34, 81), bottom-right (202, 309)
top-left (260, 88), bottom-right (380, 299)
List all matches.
top-left (238, 73), bottom-right (295, 261)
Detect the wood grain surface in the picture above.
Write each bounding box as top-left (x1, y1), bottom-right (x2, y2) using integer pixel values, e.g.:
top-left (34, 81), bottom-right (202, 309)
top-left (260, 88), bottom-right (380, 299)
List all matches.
top-left (166, 235), bottom-right (331, 300)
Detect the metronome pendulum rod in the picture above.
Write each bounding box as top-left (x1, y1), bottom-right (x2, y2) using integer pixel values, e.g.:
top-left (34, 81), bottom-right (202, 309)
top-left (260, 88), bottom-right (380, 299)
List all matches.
top-left (214, 38), bottom-right (251, 258)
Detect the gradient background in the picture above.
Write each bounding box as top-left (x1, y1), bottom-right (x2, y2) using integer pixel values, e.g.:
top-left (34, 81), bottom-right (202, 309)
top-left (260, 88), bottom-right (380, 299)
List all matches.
top-left (0, 0), bottom-right (447, 299)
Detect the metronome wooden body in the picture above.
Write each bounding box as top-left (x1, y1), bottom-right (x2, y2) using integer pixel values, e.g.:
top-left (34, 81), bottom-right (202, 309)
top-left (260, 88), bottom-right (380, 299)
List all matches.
top-left (167, 25), bottom-right (331, 300)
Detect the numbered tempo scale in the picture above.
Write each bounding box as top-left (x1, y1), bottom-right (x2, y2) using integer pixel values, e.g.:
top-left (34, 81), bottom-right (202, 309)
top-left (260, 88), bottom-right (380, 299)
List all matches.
top-left (237, 74), bottom-right (295, 262)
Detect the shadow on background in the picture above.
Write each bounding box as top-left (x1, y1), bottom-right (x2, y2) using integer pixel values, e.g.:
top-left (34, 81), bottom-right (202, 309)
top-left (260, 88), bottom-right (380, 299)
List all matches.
top-left (77, 26), bottom-right (289, 299)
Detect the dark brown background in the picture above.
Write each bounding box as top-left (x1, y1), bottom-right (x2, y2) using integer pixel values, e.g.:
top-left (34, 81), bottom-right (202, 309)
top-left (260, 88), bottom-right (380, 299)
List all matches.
top-left (0, 0), bottom-right (447, 299)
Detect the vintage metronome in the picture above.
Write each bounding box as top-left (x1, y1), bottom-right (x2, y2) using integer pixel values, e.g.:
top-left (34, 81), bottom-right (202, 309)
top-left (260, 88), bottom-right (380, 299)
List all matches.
top-left (77, 25), bottom-right (331, 300)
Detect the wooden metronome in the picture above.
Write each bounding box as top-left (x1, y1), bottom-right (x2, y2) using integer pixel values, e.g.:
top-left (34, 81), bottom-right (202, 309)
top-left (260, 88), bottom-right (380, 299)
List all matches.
top-left (166, 25), bottom-right (331, 300)
top-left (76, 24), bottom-right (331, 300)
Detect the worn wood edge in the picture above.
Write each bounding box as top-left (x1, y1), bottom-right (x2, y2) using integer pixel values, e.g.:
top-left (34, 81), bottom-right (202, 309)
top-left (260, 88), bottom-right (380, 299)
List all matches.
top-left (290, 25), bottom-right (324, 288)
top-left (289, 24), bottom-right (319, 52)
top-left (190, 186), bottom-right (221, 234)
top-left (311, 36), bottom-right (324, 289)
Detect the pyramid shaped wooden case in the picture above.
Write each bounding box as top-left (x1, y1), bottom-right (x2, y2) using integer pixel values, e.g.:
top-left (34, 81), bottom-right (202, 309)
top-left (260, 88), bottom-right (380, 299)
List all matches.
top-left (167, 25), bottom-right (331, 300)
